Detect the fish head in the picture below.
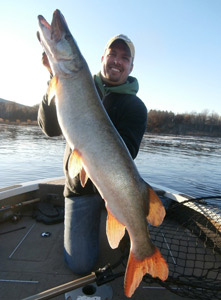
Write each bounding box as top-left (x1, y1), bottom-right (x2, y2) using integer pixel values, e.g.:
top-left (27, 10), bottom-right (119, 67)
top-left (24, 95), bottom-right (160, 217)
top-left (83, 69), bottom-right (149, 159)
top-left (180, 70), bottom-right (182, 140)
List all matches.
top-left (37, 9), bottom-right (84, 77)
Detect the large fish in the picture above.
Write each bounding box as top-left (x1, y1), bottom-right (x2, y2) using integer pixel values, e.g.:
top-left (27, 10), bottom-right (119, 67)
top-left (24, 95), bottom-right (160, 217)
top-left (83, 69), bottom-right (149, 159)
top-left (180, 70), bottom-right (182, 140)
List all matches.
top-left (37, 9), bottom-right (168, 297)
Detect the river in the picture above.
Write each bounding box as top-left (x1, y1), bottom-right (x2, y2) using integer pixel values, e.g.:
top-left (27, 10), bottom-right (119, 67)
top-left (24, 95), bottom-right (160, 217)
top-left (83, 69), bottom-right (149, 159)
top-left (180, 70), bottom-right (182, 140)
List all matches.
top-left (0, 124), bottom-right (220, 200)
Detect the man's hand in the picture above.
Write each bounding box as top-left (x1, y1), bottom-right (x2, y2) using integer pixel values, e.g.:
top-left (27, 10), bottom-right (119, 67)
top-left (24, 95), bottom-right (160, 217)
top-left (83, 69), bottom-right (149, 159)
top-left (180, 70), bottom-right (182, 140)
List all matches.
top-left (42, 52), bottom-right (53, 76)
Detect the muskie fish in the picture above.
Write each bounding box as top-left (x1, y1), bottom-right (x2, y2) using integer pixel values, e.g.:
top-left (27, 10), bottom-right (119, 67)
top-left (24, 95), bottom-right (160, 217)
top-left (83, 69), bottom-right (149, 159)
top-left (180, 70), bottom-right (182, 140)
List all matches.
top-left (37, 9), bottom-right (168, 297)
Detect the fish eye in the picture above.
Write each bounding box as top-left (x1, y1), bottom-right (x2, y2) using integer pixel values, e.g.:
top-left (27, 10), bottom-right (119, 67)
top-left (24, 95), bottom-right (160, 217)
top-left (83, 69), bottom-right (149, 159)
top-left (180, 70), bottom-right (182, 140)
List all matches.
top-left (65, 34), bottom-right (72, 41)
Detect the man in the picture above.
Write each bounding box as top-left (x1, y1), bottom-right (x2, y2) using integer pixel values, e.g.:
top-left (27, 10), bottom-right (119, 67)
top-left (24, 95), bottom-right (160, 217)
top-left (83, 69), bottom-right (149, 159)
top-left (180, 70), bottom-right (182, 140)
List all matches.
top-left (38, 34), bottom-right (147, 274)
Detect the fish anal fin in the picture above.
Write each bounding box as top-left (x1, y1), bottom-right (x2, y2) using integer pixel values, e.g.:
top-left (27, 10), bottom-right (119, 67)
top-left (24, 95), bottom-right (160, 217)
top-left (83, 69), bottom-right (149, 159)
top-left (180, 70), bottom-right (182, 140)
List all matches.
top-left (146, 187), bottom-right (166, 226)
top-left (106, 209), bottom-right (125, 249)
top-left (80, 167), bottom-right (88, 187)
top-left (124, 247), bottom-right (169, 298)
top-left (68, 149), bottom-right (83, 179)
top-left (48, 76), bottom-right (57, 105)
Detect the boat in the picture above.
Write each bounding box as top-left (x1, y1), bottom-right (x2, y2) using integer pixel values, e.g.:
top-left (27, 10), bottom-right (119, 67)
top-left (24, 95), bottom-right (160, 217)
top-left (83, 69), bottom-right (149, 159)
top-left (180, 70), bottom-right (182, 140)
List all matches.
top-left (0, 176), bottom-right (221, 300)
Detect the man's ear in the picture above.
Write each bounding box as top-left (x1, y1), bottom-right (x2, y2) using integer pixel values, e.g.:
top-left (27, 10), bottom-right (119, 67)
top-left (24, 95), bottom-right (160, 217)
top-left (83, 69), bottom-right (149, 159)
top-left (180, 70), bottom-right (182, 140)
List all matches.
top-left (129, 63), bottom-right (134, 74)
top-left (101, 56), bottom-right (104, 63)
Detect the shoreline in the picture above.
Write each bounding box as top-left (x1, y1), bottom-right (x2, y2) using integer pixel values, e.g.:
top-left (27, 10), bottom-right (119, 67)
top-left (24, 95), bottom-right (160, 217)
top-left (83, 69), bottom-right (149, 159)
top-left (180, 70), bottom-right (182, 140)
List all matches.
top-left (1, 121), bottom-right (220, 138)
top-left (0, 120), bottom-right (38, 126)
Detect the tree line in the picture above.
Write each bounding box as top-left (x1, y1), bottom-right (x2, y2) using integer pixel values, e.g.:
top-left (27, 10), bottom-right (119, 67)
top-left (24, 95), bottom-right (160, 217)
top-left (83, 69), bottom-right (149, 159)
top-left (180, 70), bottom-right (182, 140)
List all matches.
top-left (0, 101), bottom-right (220, 137)
top-left (147, 109), bottom-right (221, 137)
top-left (0, 101), bottom-right (38, 124)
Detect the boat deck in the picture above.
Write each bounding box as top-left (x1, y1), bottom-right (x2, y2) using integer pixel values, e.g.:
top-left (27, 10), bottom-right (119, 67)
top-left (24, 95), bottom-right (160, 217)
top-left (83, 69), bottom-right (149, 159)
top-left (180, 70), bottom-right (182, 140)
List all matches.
top-left (1, 178), bottom-right (220, 300)
top-left (0, 209), bottom-right (191, 300)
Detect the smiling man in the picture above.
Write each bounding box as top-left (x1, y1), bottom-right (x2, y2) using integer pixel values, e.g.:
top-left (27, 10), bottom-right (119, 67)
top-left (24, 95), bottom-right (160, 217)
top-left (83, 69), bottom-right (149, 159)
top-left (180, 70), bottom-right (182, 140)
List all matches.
top-left (38, 34), bottom-right (148, 275)
top-left (93, 34), bottom-right (147, 159)
top-left (101, 35), bottom-right (134, 85)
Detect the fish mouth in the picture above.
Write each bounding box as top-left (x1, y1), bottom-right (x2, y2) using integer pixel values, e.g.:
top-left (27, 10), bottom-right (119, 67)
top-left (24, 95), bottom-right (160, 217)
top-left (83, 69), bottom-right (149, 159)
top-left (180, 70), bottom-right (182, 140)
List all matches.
top-left (38, 15), bottom-right (50, 29)
top-left (51, 9), bottom-right (70, 42)
top-left (38, 9), bottom-right (70, 42)
top-left (37, 9), bottom-right (83, 74)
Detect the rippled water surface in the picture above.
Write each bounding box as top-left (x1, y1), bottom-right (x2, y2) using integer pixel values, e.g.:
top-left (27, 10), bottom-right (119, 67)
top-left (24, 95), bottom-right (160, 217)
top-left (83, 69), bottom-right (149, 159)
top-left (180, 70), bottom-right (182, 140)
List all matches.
top-left (136, 133), bottom-right (221, 198)
top-left (0, 124), bottom-right (65, 187)
top-left (0, 125), bottom-right (220, 200)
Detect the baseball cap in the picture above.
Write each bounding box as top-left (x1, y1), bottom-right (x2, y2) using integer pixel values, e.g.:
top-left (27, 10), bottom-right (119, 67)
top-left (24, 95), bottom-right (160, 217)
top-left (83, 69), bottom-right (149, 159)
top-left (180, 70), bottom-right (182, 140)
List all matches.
top-left (104, 34), bottom-right (135, 59)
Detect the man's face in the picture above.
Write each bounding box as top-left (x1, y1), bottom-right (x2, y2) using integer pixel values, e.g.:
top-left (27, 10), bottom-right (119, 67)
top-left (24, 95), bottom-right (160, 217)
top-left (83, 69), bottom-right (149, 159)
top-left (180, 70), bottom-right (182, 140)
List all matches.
top-left (101, 40), bottom-right (134, 86)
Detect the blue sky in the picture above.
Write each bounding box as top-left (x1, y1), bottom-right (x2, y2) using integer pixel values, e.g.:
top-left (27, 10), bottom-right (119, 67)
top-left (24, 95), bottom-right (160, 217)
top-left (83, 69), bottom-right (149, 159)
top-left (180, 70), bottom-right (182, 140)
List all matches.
top-left (0, 0), bottom-right (220, 115)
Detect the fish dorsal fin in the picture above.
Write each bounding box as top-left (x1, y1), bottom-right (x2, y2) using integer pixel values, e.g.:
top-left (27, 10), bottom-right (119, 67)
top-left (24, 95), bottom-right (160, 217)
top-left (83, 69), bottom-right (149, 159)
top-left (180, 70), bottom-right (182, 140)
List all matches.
top-left (48, 76), bottom-right (57, 105)
top-left (106, 209), bottom-right (126, 249)
top-left (146, 187), bottom-right (166, 226)
top-left (124, 247), bottom-right (168, 297)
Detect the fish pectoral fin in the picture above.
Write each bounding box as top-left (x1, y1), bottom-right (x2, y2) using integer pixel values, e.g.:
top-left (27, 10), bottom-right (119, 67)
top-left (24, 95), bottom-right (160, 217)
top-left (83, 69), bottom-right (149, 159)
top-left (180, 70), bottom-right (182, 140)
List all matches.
top-left (80, 167), bottom-right (88, 187)
top-left (106, 209), bottom-right (126, 249)
top-left (146, 187), bottom-right (166, 226)
top-left (68, 149), bottom-right (88, 186)
top-left (124, 248), bottom-right (169, 298)
top-left (68, 149), bottom-right (83, 179)
top-left (48, 76), bottom-right (57, 105)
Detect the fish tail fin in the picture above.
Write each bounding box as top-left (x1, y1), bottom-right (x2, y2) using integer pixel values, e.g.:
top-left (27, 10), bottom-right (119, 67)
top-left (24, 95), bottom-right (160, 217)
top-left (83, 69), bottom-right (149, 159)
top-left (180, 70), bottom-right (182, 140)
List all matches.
top-left (146, 186), bottom-right (166, 226)
top-left (124, 247), bottom-right (168, 298)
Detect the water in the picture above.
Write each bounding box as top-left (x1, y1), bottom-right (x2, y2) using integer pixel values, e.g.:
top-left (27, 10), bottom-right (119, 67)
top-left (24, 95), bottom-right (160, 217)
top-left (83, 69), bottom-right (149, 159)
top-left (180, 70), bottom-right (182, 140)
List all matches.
top-left (0, 124), bottom-right (220, 200)
top-left (136, 134), bottom-right (221, 198)
top-left (0, 124), bottom-right (65, 186)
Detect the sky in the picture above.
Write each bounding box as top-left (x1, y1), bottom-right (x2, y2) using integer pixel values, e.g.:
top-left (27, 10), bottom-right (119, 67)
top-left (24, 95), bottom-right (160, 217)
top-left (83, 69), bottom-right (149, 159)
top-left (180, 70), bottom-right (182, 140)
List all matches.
top-left (0, 0), bottom-right (220, 115)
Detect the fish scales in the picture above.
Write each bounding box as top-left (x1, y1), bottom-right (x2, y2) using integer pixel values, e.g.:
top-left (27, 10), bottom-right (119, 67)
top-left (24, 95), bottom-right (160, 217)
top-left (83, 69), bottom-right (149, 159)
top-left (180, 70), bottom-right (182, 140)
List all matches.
top-left (37, 9), bottom-right (169, 297)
